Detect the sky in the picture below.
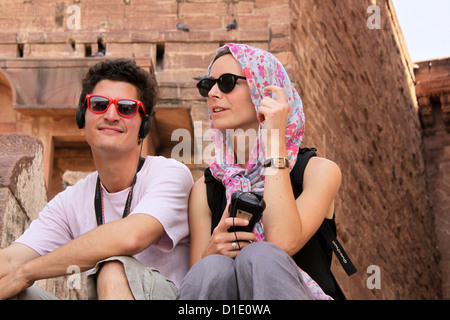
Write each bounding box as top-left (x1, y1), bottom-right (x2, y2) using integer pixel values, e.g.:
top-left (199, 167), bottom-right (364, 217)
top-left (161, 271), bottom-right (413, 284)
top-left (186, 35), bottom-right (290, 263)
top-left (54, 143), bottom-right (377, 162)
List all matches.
top-left (392, 0), bottom-right (450, 62)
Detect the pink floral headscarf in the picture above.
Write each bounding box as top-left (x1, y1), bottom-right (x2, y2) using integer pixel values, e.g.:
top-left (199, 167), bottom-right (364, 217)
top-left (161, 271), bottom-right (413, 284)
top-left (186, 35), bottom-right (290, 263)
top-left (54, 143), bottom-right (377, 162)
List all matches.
top-left (208, 43), bottom-right (305, 241)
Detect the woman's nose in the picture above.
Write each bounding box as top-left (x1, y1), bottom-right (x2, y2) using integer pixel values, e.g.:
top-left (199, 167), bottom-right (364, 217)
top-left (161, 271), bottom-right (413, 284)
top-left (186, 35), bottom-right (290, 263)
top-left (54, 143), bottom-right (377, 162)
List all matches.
top-left (208, 83), bottom-right (222, 98)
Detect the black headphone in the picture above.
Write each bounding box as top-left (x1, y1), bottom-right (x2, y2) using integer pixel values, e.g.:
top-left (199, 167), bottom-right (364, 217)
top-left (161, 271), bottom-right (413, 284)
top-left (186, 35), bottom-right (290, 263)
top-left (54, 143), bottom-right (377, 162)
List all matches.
top-left (76, 94), bottom-right (153, 140)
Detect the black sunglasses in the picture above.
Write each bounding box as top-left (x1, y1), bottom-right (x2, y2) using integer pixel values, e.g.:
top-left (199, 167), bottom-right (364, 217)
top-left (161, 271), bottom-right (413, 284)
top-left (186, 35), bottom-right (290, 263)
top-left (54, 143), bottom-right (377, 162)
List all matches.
top-left (197, 73), bottom-right (246, 97)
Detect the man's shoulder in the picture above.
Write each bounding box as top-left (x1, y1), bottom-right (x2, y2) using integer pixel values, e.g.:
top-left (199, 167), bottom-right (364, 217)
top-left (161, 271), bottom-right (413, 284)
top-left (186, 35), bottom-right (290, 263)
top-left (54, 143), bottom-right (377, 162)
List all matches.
top-left (143, 156), bottom-right (193, 180)
top-left (65, 171), bottom-right (98, 189)
top-left (57, 171), bottom-right (98, 201)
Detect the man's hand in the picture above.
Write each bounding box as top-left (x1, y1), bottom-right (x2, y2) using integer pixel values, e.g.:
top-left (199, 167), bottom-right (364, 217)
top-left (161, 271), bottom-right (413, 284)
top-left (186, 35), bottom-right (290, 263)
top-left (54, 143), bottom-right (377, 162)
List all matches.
top-left (0, 265), bottom-right (34, 300)
top-left (0, 243), bottom-right (40, 299)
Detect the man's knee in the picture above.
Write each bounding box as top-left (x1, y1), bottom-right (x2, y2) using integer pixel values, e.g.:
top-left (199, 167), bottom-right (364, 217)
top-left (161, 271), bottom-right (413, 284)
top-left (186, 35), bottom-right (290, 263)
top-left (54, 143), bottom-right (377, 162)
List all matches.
top-left (96, 260), bottom-right (134, 300)
top-left (97, 260), bottom-right (125, 277)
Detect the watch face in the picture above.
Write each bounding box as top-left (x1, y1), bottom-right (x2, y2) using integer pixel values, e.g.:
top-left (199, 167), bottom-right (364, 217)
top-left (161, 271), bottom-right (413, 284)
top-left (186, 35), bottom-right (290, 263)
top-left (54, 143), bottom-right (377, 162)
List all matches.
top-left (264, 157), bottom-right (288, 168)
top-left (275, 158), bottom-right (285, 167)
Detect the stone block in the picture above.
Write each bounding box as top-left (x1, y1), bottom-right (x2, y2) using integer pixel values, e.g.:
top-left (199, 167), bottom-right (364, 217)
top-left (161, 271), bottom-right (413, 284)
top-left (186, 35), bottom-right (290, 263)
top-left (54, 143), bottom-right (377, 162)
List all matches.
top-left (0, 133), bottom-right (47, 221)
top-left (0, 188), bottom-right (29, 248)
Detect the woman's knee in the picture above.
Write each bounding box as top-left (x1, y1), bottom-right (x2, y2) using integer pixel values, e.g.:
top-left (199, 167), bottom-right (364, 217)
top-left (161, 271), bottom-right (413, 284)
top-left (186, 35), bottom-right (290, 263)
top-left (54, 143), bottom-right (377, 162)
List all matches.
top-left (189, 255), bottom-right (235, 284)
top-left (178, 255), bottom-right (237, 299)
top-left (236, 242), bottom-right (285, 266)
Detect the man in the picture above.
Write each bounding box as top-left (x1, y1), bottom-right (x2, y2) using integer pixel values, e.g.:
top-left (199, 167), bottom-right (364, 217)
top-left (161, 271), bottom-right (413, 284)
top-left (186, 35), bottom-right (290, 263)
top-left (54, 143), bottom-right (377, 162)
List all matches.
top-left (0, 59), bottom-right (193, 300)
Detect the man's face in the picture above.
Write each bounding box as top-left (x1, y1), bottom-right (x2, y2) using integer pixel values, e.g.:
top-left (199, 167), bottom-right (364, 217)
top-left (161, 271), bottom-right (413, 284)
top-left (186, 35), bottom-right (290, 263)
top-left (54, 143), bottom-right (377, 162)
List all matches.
top-left (84, 80), bottom-right (142, 157)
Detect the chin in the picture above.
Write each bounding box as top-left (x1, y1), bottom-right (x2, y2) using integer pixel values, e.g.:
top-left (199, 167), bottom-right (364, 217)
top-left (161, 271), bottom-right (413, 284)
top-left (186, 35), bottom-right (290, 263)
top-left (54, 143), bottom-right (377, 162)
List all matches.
top-left (89, 136), bottom-right (126, 153)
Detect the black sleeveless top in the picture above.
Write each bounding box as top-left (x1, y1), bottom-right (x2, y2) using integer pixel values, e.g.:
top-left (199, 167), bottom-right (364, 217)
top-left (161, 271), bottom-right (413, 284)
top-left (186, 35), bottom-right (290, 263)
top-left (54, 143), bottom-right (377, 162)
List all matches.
top-left (204, 148), bottom-right (347, 300)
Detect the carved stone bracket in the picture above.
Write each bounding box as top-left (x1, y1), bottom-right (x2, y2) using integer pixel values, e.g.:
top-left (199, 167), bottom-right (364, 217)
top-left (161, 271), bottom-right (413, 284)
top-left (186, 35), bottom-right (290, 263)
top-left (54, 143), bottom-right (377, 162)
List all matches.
top-left (418, 96), bottom-right (435, 135)
top-left (418, 92), bottom-right (450, 135)
top-left (440, 93), bottom-right (450, 133)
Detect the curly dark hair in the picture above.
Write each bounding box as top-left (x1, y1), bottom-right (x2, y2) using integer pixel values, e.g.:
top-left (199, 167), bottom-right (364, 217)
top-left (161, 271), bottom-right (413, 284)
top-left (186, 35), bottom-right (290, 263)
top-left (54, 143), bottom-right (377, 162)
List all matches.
top-left (79, 58), bottom-right (158, 116)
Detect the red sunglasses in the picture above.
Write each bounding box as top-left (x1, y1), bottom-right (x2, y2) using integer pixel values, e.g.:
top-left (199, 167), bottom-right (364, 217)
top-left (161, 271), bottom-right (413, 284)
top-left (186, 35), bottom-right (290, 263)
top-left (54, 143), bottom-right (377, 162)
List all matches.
top-left (85, 94), bottom-right (146, 118)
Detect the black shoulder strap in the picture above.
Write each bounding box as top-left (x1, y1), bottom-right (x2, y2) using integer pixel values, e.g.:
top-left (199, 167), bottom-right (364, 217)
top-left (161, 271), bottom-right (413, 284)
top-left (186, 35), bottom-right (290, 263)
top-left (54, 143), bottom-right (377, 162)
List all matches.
top-left (204, 167), bottom-right (217, 213)
top-left (204, 167), bottom-right (227, 234)
top-left (290, 147), bottom-right (317, 196)
top-left (291, 148), bottom-right (357, 276)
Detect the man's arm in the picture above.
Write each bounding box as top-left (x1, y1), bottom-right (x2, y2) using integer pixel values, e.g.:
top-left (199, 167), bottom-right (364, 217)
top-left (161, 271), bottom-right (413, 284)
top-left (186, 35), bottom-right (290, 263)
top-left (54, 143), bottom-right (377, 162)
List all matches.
top-left (0, 213), bottom-right (163, 299)
top-left (0, 243), bottom-right (40, 279)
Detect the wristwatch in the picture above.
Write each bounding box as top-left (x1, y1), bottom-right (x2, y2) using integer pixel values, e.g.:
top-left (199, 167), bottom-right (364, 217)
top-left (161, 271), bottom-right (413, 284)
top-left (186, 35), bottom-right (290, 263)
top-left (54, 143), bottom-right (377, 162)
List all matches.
top-left (263, 157), bottom-right (289, 169)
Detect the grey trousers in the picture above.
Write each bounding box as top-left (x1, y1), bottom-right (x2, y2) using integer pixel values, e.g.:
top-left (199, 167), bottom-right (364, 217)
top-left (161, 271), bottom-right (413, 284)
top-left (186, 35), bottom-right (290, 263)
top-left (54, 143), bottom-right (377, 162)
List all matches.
top-left (177, 242), bottom-right (316, 300)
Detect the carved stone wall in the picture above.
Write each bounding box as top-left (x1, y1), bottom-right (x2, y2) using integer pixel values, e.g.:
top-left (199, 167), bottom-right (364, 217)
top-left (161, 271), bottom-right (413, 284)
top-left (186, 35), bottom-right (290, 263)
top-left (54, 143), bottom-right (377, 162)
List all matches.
top-left (415, 57), bottom-right (450, 299)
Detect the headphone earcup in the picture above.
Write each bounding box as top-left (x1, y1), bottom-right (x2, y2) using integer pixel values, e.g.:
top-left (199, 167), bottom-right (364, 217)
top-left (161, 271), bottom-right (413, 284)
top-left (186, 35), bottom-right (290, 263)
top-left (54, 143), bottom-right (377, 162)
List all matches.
top-left (139, 114), bottom-right (151, 140)
top-left (76, 95), bottom-right (86, 129)
top-left (75, 108), bottom-right (85, 129)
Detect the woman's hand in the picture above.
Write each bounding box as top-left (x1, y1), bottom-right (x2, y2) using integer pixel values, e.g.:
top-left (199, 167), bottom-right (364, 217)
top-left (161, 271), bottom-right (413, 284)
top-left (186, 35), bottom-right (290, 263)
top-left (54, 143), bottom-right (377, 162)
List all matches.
top-left (202, 203), bottom-right (258, 259)
top-left (257, 85), bottom-right (289, 157)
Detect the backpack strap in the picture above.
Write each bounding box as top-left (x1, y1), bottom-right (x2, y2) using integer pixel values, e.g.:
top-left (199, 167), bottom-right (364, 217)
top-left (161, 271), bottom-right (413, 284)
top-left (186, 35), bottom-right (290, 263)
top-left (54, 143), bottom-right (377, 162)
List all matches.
top-left (290, 147), bottom-right (318, 195)
top-left (290, 148), bottom-right (357, 276)
top-left (204, 168), bottom-right (227, 234)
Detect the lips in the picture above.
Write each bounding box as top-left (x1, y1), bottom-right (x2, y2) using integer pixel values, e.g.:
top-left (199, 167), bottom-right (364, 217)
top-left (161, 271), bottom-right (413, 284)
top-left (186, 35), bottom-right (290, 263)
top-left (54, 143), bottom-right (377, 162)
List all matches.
top-left (211, 106), bottom-right (228, 114)
top-left (97, 125), bottom-right (125, 134)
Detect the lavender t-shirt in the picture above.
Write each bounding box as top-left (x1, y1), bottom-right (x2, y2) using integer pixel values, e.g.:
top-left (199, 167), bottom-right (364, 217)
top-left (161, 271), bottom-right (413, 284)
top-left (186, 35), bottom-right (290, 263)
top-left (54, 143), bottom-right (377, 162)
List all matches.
top-left (15, 156), bottom-right (193, 288)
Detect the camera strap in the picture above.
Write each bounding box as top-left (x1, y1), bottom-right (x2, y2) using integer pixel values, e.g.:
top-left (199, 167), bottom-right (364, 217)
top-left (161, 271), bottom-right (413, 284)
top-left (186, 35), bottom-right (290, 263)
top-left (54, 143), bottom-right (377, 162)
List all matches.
top-left (94, 157), bottom-right (145, 226)
top-left (319, 221), bottom-right (357, 276)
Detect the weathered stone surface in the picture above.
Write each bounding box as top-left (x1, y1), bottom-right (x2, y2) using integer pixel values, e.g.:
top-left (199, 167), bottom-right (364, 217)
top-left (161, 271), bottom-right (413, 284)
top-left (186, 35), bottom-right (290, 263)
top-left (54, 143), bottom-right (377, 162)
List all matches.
top-left (0, 133), bottom-right (87, 299)
top-left (0, 133), bottom-right (47, 221)
top-left (0, 187), bottom-right (29, 249)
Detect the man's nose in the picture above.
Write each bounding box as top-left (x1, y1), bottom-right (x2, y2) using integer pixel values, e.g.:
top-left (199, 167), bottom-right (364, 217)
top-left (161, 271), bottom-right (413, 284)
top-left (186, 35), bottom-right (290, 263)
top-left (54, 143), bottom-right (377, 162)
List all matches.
top-left (103, 102), bottom-right (121, 121)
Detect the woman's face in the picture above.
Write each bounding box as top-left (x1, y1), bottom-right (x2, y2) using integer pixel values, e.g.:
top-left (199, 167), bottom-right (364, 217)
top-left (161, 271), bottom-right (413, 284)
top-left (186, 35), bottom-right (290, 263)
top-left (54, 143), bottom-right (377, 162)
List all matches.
top-left (207, 54), bottom-right (259, 133)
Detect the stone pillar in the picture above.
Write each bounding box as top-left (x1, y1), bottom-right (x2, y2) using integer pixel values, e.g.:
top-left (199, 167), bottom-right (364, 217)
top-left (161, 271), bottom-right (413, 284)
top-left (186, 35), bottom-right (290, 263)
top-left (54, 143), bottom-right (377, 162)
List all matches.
top-left (0, 133), bottom-right (47, 247)
top-left (0, 133), bottom-right (86, 299)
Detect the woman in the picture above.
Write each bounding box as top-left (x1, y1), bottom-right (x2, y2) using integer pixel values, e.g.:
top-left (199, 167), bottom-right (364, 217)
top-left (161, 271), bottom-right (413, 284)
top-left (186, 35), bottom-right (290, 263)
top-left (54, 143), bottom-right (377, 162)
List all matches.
top-left (178, 43), bottom-right (342, 300)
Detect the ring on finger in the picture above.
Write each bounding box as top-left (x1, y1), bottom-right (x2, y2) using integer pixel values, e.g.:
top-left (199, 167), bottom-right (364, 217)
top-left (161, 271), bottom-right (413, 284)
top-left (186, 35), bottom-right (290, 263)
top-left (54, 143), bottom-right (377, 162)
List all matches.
top-left (232, 242), bottom-right (238, 250)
